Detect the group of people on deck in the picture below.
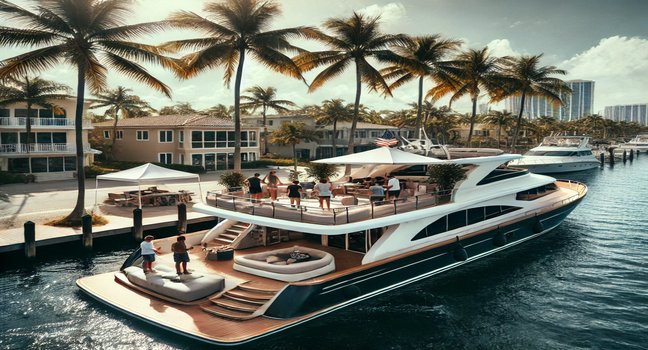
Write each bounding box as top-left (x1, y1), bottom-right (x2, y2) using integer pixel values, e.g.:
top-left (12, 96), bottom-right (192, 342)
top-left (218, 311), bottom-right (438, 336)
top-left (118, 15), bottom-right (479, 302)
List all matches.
top-left (244, 170), bottom-right (403, 210)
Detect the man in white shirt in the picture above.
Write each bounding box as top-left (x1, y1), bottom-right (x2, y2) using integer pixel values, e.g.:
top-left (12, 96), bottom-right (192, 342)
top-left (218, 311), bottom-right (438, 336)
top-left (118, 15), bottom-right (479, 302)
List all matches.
top-left (386, 174), bottom-right (401, 199)
top-left (140, 235), bottom-right (160, 273)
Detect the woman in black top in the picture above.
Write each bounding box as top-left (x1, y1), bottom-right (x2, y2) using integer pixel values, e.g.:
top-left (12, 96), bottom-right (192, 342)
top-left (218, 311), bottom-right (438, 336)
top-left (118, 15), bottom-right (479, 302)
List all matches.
top-left (246, 173), bottom-right (263, 202)
top-left (286, 180), bottom-right (302, 207)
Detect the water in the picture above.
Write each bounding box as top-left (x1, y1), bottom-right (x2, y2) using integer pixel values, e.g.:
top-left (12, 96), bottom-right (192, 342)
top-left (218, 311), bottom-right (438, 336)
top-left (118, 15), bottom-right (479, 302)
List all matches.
top-left (2, 160), bottom-right (648, 350)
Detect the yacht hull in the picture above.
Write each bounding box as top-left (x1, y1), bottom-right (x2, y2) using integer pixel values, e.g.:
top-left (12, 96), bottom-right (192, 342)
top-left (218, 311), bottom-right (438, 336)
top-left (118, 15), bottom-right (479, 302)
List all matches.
top-left (510, 161), bottom-right (599, 174)
top-left (77, 195), bottom-right (583, 346)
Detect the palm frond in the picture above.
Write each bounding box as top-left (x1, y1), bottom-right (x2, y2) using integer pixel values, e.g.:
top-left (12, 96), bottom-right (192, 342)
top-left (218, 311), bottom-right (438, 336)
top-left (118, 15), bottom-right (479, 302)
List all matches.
top-left (0, 27), bottom-right (62, 46)
top-left (166, 10), bottom-right (235, 37)
top-left (308, 59), bottom-right (350, 92)
top-left (179, 42), bottom-right (238, 80)
top-left (0, 45), bottom-right (64, 78)
top-left (104, 52), bottom-right (171, 97)
top-left (99, 40), bottom-right (182, 72)
top-left (249, 46), bottom-right (303, 81)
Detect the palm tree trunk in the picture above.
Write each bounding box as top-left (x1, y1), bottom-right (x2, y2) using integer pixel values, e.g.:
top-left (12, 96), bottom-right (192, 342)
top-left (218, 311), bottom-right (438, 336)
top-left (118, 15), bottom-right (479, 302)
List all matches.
top-left (511, 91), bottom-right (527, 150)
top-left (66, 66), bottom-right (87, 223)
top-left (233, 48), bottom-right (245, 172)
top-left (332, 120), bottom-right (337, 157)
top-left (497, 124), bottom-right (502, 147)
top-left (26, 102), bottom-right (32, 174)
top-left (415, 76), bottom-right (423, 138)
top-left (292, 143), bottom-right (297, 172)
top-left (467, 96), bottom-right (477, 146)
top-left (110, 107), bottom-right (120, 161)
top-left (262, 104), bottom-right (268, 155)
top-left (344, 61), bottom-right (362, 176)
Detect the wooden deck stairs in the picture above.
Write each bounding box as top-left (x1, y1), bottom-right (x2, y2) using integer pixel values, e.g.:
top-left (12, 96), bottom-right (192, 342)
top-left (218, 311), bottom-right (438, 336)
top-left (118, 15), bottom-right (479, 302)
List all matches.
top-left (201, 283), bottom-right (282, 320)
top-left (213, 222), bottom-right (251, 246)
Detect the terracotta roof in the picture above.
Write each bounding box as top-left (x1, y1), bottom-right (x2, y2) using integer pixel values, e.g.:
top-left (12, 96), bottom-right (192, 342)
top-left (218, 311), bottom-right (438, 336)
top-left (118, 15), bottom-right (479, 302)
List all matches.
top-left (92, 114), bottom-right (234, 127)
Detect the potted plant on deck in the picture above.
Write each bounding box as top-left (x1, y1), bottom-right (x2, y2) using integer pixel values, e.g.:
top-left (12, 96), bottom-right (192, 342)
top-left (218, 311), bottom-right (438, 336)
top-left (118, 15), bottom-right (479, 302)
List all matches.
top-left (219, 171), bottom-right (246, 194)
top-left (426, 164), bottom-right (467, 203)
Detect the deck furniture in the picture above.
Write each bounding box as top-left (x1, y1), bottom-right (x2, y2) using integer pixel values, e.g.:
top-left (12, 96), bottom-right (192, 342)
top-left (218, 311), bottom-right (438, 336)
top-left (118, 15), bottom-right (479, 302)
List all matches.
top-left (123, 265), bottom-right (225, 302)
top-left (233, 246), bottom-right (335, 282)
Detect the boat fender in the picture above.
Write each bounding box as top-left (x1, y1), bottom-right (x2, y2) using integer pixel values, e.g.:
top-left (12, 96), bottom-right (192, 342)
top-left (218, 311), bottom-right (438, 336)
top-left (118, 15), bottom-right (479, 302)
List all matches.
top-left (452, 238), bottom-right (468, 262)
top-left (533, 217), bottom-right (544, 234)
top-left (492, 230), bottom-right (507, 247)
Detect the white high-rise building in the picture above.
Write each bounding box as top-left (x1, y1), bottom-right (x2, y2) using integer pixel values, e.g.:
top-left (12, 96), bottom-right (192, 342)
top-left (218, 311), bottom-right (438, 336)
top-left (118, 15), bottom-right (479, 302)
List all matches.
top-left (604, 104), bottom-right (648, 126)
top-left (505, 80), bottom-right (595, 121)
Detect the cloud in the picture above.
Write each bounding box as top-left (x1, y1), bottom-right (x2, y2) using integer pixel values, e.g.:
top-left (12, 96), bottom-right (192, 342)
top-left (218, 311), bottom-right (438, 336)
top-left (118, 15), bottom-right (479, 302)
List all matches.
top-left (561, 36), bottom-right (648, 111)
top-left (486, 39), bottom-right (523, 57)
top-left (358, 3), bottom-right (406, 26)
top-left (509, 20), bottom-right (522, 29)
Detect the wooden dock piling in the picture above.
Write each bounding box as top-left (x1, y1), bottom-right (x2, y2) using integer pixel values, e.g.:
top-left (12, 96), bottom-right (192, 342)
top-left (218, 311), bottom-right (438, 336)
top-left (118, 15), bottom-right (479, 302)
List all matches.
top-left (132, 208), bottom-right (143, 241)
top-left (623, 150), bottom-right (627, 163)
top-left (600, 153), bottom-right (604, 166)
top-left (82, 214), bottom-right (93, 250)
top-left (24, 221), bottom-right (36, 259)
top-left (629, 148), bottom-right (634, 161)
top-left (177, 203), bottom-right (187, 233)
top-left (608, 148), bottom-right (615, 166)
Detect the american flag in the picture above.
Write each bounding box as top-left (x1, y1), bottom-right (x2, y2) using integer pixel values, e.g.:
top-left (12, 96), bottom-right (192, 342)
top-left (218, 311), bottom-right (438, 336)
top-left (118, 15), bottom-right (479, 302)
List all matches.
top-left (374, 130), bottom-right (399, 147)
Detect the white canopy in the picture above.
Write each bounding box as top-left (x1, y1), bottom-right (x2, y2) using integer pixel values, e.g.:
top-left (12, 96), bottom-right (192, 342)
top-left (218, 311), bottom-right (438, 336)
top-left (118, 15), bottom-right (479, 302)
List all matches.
top-left (96, 163), bottom-right (200, 183)
top-left (313, 147), bottom-right (445, 165)
top-left (94, 163), bottom-right (202, 209)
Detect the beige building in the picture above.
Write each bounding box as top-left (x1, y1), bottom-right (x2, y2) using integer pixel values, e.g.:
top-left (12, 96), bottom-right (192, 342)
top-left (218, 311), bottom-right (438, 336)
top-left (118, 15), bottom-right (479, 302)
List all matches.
top-left (93, 115), bottom-right (260, 171)
top-left (0, 98), bottom-right (95, 181)
top-left (243, 114), bottom-right (404, 159)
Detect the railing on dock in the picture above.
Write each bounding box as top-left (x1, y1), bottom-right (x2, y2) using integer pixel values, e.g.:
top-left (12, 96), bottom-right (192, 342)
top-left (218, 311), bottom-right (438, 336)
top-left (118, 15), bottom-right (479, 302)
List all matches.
top-left (204, 190), bottom-right (451, 225)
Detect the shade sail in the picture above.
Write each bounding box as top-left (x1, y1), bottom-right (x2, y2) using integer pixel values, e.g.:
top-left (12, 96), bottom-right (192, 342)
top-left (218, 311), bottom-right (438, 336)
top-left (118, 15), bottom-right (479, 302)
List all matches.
top-left (96, 163), bottom-right (199, 183)
top-left (312, 147), bottom-right (445, 165)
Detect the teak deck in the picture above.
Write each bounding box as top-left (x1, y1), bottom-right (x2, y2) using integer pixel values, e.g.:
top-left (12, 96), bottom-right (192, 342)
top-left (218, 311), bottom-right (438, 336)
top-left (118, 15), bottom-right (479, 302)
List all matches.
top-left (77, 240), bottom-right (365, 345)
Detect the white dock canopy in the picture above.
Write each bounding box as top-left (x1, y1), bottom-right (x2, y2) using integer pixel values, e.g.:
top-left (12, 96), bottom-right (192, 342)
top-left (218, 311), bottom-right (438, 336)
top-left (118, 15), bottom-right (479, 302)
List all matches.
top-left (94, 163), bottom-right (202, 209)
top-left (312, 147), bottom-right (445, 165)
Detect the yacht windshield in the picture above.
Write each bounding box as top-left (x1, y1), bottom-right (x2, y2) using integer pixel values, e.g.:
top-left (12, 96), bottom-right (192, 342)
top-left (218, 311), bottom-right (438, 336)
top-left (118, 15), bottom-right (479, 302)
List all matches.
top-left (525, 151), bottom-right (576, 156)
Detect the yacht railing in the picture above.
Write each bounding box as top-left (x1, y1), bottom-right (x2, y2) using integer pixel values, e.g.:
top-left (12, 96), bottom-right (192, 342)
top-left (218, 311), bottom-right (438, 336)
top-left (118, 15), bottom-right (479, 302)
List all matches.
top-left (205, 189), bottom-right (452, 225)
top-left (520, 179), bottom-right (587, 218)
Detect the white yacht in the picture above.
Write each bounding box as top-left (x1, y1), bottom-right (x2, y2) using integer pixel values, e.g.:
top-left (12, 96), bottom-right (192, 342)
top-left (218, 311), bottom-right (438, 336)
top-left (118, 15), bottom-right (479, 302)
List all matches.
top-left (509, 135), bottom-right (600, 173)
top-left (77, 148), bottom-right (587, 346)
top-left (399, 128), bottom-right (503, 159)
top-left (619, 134), bottom-right (648, 153)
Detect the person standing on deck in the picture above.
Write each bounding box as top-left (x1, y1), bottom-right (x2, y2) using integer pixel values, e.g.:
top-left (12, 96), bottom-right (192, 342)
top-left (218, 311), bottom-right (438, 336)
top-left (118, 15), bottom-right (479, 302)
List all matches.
top-left (140, 235), bottom-right (160, 273)
top-left (263, 170), bottom-right (283, 201)
top-left (287, 180), bottom-right (303, 207)
top-left (315, 178), bottom-right (333, 209)
top-left (386, 174), bottom-right (401, 200)
top-left (245, 173), bottom-right (264, 202)
top-left (172, 235), bottom-right (194, 275)
top-left (369, 181), bottom-right (385, 202)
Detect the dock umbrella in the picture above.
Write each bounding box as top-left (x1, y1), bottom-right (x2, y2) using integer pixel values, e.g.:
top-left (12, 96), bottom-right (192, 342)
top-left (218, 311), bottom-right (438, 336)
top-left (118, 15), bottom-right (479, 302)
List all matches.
top-left (94, 163), bottom-right (202, 209)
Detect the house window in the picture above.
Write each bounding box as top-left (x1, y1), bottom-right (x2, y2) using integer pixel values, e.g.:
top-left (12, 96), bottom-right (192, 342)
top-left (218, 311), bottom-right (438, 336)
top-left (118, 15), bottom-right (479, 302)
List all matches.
top-left (249, 131), bottom-right (257, 147)
top-left (159, 130), bottom-right (173, 143)
top-left (116, 130), bottom-right (123, 140)
top-left (136, 130), bottom-right (149, 141)
top-left (191, 131), bottom-right (202, 148)
top-left (0, 109), bottom-right (9, 118)
top-left (241, 131), bottom-right (248, 147)
top-left (39, 109), bottom-right (53, 118)
top-left (159, 153), bottom-right (172, 164)
top-left (179, 131), bottom-right (184, 144)
top-left (15, 109), bottom-right (37, 118)
top-left (103, 130), bottom-right (110, 139)
top-left (269, 120), bottom-right (274, 126)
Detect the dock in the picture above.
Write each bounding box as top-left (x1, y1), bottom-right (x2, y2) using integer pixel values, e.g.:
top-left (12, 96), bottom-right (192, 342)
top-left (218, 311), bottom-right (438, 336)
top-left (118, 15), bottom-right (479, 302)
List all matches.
top-left (0, 204), bottom-right (216, 254)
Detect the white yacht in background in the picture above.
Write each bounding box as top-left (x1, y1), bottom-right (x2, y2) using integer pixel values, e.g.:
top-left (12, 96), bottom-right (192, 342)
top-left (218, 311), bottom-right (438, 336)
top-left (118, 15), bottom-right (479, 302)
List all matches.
top-left (77, 148), bottom-right (587, 346)
top-left (509, 135), bottom-right (600, 174)
top-left (619, 134), bottom-right (648, 153)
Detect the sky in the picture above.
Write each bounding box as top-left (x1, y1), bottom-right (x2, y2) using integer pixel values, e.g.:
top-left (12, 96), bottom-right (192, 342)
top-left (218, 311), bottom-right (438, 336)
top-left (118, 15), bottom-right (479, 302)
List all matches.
top-left (2, 0), bottom-right (648, 115)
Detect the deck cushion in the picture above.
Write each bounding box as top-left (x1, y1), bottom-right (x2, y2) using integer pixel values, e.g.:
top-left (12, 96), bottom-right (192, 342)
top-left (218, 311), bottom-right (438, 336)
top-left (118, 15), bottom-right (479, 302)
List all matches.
top-left (233, 246), bottom-right (335, 282)
top-left (123, 265), bottom-right (225, 302)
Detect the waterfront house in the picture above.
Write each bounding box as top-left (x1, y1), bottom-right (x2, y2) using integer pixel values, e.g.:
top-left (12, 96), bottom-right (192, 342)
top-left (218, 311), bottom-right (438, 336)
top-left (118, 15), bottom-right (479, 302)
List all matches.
top-left (92, 115), bottom-right (260, 171)
top-left (0, 98), bottom-right (95, 181)
top-left (242, 113), bottom-right (405, 159)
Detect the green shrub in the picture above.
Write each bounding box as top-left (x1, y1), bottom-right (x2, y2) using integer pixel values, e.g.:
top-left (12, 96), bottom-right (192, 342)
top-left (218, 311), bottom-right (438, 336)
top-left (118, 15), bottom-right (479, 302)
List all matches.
top-left (219, 171), bottom-right (246, 190)
top-left (242, 158), bottom-right (307, 169)
top-left (305, 162), bottom-right (338, 181)
top-left (426, 164), bottom-right (467, 191)
top-left (0, 171), bottom-right (32, 184)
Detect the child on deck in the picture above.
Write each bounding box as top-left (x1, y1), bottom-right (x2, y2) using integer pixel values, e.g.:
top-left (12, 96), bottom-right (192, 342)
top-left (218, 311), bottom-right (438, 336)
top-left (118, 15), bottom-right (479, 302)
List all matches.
top-left (171, 235), bottom-right (194, 275)
top-left (140, 235), bottom-right (160, 273)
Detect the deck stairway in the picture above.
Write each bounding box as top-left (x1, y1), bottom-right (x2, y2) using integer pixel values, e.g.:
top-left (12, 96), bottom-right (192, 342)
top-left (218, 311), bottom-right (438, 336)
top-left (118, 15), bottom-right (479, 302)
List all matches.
top-left (200, 283), bottom-right (282, 320)
top-left (213, 222), bottom-right (251, 246)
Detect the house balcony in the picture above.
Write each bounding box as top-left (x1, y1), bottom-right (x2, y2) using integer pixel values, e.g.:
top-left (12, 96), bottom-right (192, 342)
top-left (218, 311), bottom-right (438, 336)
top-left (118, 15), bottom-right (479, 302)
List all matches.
top-left (0, 143), bottom-right (93, 154)
top-left (0, 117), bottom-right (92, 129)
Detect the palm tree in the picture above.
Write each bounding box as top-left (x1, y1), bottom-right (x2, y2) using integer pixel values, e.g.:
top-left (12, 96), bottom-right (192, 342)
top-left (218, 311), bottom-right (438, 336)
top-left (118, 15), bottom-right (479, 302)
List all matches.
top-left (0, 0), bottom-right (174, 223)
top-left (579, 114), bottom-right (606, 138)
top-left (89, 86), bottom-right (154, 159)
top-left (162, 0), bottom-right (319, 172)
top-left (270, 121), bottom-right (319, 172)
top-left (203, 104), bottom-right (233, 119)
top-left (428, 47), bottom-right (508, 146)
top-left (241, 86), bottom-right (296, 155)
top-left (381, 35), bottom-right (461, 138)
top-left (482, 110), bottom-right (515, 147)
top-left (307, 99), bottom-right (353, 157)
top-left (503, 54), bottom-right (570, 148)
top-left (0, 76), bottom-right (71, 172)
top-left (294, 12), bottom-right (407, 174)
